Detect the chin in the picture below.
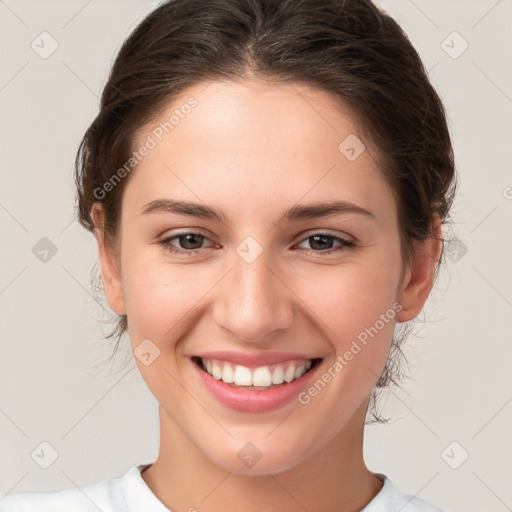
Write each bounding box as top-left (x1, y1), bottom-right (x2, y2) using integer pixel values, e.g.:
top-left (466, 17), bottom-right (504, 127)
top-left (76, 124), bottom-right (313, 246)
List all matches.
top-left (202, 436), bottom-right (311, 476)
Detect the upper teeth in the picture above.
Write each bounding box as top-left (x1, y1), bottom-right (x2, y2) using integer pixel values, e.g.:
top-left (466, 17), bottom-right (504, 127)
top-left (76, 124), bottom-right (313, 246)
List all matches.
top-left (202, 358), bottom-right (313, 387)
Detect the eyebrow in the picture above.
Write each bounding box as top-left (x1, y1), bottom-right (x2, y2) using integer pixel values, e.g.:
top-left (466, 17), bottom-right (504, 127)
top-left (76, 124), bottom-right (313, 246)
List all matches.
top-left (140, 198), bottom-right (376, 223)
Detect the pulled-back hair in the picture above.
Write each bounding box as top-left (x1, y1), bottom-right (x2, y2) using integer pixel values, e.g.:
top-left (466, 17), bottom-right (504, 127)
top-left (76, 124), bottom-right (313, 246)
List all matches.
top-left (75, 0), bottom-right (457, 422)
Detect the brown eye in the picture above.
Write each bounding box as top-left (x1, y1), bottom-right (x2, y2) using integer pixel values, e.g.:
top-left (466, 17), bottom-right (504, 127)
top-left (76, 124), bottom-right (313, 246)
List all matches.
top-left (297, 233), bottom-right (355, 256)
top-left (159, 232), bottom-right (213, 255)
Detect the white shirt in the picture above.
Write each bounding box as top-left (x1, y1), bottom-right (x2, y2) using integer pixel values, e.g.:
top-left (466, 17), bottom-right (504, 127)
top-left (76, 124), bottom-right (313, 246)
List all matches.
top-left (0, 463), bottom-right (445, 511)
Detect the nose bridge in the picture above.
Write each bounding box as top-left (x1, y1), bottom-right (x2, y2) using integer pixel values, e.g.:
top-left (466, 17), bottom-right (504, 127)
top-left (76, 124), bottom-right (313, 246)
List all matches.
top-left (213, 239), bottom-right (294, 342)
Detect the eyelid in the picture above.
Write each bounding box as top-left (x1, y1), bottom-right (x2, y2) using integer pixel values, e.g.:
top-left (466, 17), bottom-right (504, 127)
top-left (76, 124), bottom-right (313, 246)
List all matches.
top-left (159, 227), bottom-right (214, 241)
top-left (298, 228), bottom-right (354, 242)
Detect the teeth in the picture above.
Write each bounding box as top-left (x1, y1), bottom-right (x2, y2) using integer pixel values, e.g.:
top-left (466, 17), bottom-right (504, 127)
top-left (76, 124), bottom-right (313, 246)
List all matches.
top-left (253, 367), bottom-right (272, 387)
top-left (211, 361), bottom-right (222, 380)
top-left (271, 366), bottom-right (284, 385)
top-left (200, 358), bottom-right (315, 388)
top-left (294, 365), bottom-right (306, 380)
top-left (233, 365), bottom-right (253, 386)
top-left (283, 365), bottom-right (295, 383)
top-left (221, 363), bottom-right (234, 383)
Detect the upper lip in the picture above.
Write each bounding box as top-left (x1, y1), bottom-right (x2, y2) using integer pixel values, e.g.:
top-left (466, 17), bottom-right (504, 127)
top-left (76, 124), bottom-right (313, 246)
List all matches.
top-left (193, 350), bottom-right (320, 368)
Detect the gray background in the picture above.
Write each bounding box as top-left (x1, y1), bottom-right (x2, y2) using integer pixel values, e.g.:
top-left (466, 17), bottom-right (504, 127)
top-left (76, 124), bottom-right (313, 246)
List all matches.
top-left (0, 1), bottom-right (511, 511)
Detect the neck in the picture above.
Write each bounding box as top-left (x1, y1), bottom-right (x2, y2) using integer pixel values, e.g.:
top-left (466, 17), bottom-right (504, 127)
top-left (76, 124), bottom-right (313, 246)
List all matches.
top-left (142, 401), bottom-right (383, 512)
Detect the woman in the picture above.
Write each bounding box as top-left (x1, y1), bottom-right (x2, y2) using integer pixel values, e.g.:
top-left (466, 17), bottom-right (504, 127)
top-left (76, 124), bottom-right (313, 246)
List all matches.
top-left (0, 0), bottom-right (455, 510)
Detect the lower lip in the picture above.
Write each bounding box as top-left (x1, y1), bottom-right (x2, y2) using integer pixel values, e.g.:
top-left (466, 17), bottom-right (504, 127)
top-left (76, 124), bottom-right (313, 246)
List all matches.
top-left (193, 360), bottom-right (320, 412)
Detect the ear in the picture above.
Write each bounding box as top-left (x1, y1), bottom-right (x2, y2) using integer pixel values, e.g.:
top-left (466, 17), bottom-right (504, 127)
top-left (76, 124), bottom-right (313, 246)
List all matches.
top-left (395, 214), bottom-right (442, 323)
top-left (90, 203), bottom-right (126, 316)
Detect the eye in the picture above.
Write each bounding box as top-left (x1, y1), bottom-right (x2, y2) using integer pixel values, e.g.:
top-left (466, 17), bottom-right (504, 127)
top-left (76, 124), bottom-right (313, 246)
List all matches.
top-left (159, 231), bottom-right (355, 257)
top-left (159, 232), bottom-right (214, 255)
top-left (295, 233), bottom-right (355, 256)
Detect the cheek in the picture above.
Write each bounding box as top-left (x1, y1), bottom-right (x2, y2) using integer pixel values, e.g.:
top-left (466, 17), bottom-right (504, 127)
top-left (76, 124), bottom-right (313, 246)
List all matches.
top-left (287, 265), bottom-right (400, 440)
top-left (296, 257), bottom-right (401, 345)
top-left (123, 268), bottom-right (187, 334)
top-left (120, 248), bottom-right (217, 347)
top-left (121, 259), bottom-right (208, 396)
top-left (290, 247), bottom-right (402, 396)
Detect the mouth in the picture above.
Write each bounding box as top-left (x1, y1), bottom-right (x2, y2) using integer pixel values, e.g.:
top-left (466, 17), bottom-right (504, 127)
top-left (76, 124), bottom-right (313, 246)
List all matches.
top-left (192, 356), bottom-right (322, 391)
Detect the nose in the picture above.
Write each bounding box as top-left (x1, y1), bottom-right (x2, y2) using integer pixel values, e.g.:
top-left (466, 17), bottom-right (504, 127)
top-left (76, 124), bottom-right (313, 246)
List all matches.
top-left (212, 246), bottom-right (295, 343)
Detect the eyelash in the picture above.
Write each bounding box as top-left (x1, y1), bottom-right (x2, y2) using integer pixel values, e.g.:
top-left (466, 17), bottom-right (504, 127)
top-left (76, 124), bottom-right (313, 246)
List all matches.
top-left (158, 231), bottom-right (355, 257)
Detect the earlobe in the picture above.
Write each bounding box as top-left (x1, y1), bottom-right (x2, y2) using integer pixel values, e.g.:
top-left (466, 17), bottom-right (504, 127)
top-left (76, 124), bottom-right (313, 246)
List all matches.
top-left (90, 203), bottom-right (126, 316)
top-left (395, 215), bottom-right (442, 323)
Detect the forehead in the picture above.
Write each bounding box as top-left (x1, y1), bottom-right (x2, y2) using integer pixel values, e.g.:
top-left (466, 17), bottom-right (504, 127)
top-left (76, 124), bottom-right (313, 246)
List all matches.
top-left (126, 78), bottom-right (395, 227)
top-left (138, 78), bottom-right (365, 154)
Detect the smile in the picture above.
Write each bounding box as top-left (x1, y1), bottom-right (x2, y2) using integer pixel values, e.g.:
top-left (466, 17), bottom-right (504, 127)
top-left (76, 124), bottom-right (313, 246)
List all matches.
top-left (191, 355), bottom-right (322, 412)
top-left (198, 357), bottom-right (315, 389)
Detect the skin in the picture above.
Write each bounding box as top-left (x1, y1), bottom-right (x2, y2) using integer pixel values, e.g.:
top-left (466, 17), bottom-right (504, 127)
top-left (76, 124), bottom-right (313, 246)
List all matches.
top-left (92, 78), bottom-right (441, 512)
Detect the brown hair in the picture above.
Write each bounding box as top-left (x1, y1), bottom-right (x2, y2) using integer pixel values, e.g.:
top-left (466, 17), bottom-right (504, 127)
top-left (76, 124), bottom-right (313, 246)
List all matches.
top-left (75, 0), bottom-right (457, 422)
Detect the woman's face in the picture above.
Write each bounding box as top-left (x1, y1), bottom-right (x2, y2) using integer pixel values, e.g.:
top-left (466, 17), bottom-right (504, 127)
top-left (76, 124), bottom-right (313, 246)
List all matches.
top-left (96, 78), bottom-right (428, 475)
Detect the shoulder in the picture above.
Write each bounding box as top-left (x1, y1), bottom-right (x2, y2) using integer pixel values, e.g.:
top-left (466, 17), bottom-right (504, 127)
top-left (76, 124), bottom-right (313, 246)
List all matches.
top-left (0, 466), bottom-right (136, 512)
top-left (363, 473), bottom-right (446, 512)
